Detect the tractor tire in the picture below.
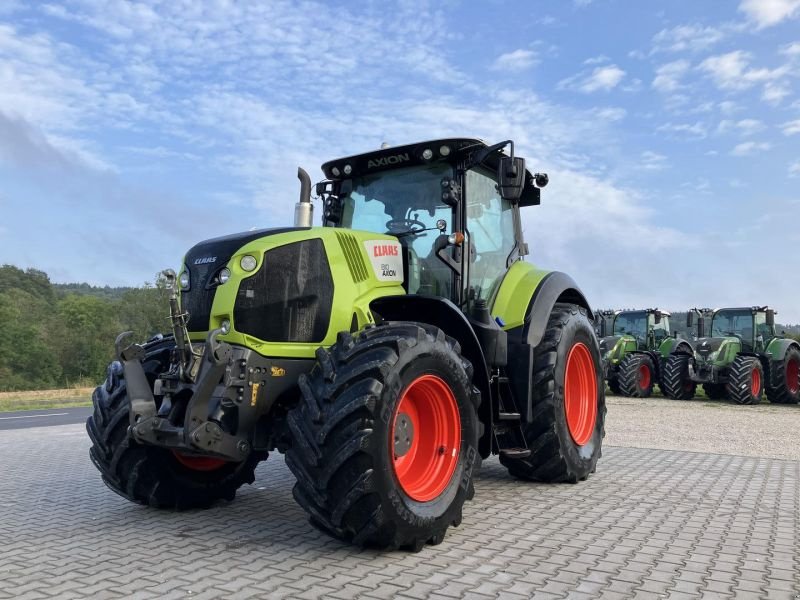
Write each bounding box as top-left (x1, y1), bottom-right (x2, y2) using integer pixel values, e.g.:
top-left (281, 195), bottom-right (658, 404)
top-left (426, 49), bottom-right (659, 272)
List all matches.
top-left (86, 336), bottom-right (262, 509)
top-left (703, 383), bottom-right (728, 400)
top-left (727, 355), bottom-right (764, 405)
top-left (285, 323), bottom-right (480, 551)
top-left (500, 303), bottom-right (605, 483)
top-left (617, 353), bottom-right (655, 398)
top-left (661, 354), bottom-right (697, 400)
top-left (608, 376), bottom-right (621, 395)
top-left (766, 346), bottom-right (800, 404)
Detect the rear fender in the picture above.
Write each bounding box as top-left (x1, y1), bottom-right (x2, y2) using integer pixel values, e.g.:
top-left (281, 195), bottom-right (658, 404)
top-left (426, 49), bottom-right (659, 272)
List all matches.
top-left (491, 263), bottom-right (592, 348)
top-left (766, 338), bottom-right (800, 362)
top-left (369, 295), bottom-right (493, 458)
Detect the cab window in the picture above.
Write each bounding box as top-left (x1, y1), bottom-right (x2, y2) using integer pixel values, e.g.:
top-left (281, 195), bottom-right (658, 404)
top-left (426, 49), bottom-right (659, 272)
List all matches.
top-left (465, 169), bottom-right (516, 304)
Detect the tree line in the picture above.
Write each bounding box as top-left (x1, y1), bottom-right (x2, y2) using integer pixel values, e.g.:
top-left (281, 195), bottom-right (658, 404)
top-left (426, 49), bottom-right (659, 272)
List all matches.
top-left (0, 265), bottom-right (169, 391)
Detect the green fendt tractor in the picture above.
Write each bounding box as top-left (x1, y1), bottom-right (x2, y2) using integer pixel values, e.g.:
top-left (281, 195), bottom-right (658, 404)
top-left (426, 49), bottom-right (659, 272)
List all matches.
top-left (86, 138), bottom-right (606, 551)
top-left (597, 309), bottom-right (692, 398)
top-left (661, 306), bottom-right (800, 404)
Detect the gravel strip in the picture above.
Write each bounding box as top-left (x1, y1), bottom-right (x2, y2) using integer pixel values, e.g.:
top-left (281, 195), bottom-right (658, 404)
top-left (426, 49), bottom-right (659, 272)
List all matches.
top-left (605, 394), bottom-right (800, 460)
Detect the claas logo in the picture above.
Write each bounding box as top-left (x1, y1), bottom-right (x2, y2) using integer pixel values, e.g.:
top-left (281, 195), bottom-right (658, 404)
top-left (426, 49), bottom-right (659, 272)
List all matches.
top-left (372, 244), bottom-right (398, 257)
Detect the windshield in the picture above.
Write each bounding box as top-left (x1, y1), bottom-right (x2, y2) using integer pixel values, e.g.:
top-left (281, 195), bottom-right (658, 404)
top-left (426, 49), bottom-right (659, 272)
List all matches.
top-left (711, 309), bottom-right (754, 340)
top-left (340, 163), bottom-right (454, 297)
top-left (613, 311), bottom-right (647, 339)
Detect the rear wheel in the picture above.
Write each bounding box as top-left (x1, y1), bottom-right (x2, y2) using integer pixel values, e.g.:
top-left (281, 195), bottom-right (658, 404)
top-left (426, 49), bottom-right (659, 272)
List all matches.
top-left (661, 354), bottom-right (697, 400)
top-left (500, 303), bottom-right (605, 483)
top-left (727, 355), bottom-right (764, 405)
top-left (703, 383), bottom-right (728, 400)
top-left (86, 336), bottom-right (262, 509)
top-left (766, 346), bottom-right (800, 404)
top-left (617, 353), bottom-right (655, 398)
top-left (285, 323), bottom-right (480, 551)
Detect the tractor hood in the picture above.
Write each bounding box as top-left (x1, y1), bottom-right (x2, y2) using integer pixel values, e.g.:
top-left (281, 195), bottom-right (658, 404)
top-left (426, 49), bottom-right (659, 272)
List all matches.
top-left (694, 337), bottom-right (740, 366)
top-left (180, 228), bottom-right (307, 332)
top-left (599, 335), bottom-right (622, 357)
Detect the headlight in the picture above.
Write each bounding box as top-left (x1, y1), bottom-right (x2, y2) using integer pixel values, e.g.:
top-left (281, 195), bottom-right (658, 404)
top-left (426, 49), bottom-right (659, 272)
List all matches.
top-left (218, 267), bottom-right (231, 284)
top-left (240, 255), bottom-right (257, 271)
top-left (178, 271), bottom-right (190, 289)
top-left (220, 319), bottom-right (231, 334)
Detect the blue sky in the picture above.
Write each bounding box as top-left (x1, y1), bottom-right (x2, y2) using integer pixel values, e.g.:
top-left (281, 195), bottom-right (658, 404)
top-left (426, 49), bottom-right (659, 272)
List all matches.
top-left (1, 0), bottom-right (799, 321)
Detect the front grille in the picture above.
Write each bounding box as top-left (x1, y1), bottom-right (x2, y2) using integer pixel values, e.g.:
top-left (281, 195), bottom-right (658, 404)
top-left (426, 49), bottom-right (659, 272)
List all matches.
top-left (181, 262), bottom-right (219, 332)
top-left (234, 239), bottom-right (333, 343)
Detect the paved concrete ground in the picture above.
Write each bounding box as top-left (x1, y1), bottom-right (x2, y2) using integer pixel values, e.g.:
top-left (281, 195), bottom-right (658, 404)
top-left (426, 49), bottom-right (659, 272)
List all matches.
top-left (0, 406), bottom-right (798, 599)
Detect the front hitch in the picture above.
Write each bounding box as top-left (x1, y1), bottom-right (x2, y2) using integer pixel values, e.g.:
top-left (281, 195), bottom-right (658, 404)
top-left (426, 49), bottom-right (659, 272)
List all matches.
top-left (120, 327), bottom-right (251, 461)
top-left (116, 332), bottom-right (158, 426)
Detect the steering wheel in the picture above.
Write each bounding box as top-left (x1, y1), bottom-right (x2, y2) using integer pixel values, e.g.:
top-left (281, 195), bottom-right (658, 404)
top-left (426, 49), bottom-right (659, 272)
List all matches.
top-left (385, 217), bottom-right (427, 235)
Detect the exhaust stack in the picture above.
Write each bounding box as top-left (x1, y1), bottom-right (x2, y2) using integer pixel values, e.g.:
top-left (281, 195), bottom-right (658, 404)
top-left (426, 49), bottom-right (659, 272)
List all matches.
top-left (294, 167), bottom-right (313, 227)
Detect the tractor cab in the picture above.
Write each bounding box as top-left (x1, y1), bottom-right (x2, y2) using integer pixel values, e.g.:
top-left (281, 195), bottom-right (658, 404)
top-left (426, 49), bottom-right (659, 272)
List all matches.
top-left (708, 307), bottom-right (775, 352)
top-left (317, 138), bottom-right (547, 310)
top-left (611, 309), bottom-right (670, 351)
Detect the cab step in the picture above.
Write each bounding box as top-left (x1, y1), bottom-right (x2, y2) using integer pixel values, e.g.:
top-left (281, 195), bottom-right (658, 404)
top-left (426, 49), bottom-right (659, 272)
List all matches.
top-left (499, 447), bottom-right (531, 459)
top-left (497, 411), bottom-right (520, 421)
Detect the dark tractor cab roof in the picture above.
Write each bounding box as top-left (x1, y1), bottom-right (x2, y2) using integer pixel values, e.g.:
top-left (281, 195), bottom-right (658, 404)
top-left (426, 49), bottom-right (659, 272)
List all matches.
top-left (321, 138), bottom-right (542, 207)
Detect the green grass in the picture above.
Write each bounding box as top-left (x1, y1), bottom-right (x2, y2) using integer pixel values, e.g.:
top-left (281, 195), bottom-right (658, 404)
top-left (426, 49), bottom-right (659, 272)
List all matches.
top-left (0, 387), bottom-right (93, 412)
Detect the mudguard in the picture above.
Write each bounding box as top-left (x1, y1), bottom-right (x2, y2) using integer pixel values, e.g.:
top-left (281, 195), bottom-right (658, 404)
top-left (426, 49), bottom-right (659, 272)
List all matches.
top-left (369, 295), bottom-right (494, 457)
top-left (659, 337), bottom-right (693, 357)
top-left (492, 262), bottom-right (592, 347)
top-left (766, 337), bottom-right (800, 362)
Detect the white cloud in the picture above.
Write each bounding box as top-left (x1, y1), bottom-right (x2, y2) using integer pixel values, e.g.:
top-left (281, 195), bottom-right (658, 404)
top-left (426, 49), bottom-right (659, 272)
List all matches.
top-left (584, 55), bottom-right (608, 65)
top-left (789, 160), bottom-right (800, 177)
top-left (698, 50), bottom-right (790, 91)
top-left (651, 24), bottom-right (725, 54)
top-left (739, 0), bottom-right (800, 29)
top-left (656, 122), bottom-right (708, 139)
top-left (717, 118), bottom-right (765, 136)
top-left (560, 65), bottom-right (625, 93)
top-left (652, 60), bottom-right (691, 92)
top-left (492, 49), bottom-right (538, 71)
top-left (783, 119), bottom-right (800, 135)
top-left (762, 81), bottom-right (791, 105)
top-left (730, 141), bottom-right (771, 156)
top-left (640, 150), bottom-right (668, 171)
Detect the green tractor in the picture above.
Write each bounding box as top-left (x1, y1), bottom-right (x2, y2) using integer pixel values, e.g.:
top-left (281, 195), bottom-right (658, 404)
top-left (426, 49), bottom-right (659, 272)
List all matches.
top-left (597, 308), bottom-right (692, 398)
top-left (86, 138), bottom-right (606, 551)
top-left (662, 306), bottom-right (800, 404)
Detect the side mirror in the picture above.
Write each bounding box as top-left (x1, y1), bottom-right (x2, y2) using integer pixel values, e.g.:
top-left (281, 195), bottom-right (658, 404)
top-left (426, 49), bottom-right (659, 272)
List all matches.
top-left (686, 312), bottom-right (694, 328)
top-left (766, 309), bottom-right (775, 327)
top-left (498, 156), bottom-right (526, 201)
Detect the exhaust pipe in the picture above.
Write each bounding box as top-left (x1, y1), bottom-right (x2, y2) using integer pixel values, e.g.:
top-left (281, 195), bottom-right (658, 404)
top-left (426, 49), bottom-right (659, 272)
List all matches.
top-left (294, 167), bottom-right (313, 227)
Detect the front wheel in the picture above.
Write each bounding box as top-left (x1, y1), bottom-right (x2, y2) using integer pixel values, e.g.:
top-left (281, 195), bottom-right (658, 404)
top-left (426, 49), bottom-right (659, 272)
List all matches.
top-left (285, 323), bottom-right (480, 551)
top-left (86, 337), bottom-right (262, 508)
top-left (500, 303), bottom-right (605, 483)
top-left (617, 353), bottom-right (655, 398)
top-left (661, 354), bottom-right (697, 400)
top-left (727, 355), bottom-right (764, 405)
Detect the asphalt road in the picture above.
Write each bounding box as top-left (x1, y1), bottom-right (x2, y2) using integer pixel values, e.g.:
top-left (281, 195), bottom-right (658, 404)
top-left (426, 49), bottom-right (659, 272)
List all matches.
top-left (0, 406), bottom-right (92, 431)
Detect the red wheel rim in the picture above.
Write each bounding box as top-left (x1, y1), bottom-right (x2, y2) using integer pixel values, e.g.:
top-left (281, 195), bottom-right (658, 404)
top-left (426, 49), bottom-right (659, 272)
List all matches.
top-left (172, 451), bottom-right (227, 472)
top-left (638, 364), bottom-right (651, 390)
top-left (391, 375), bottom-right (461, 502)
top-left (751, 367), bottom-right (761, 397)
top-left (787, 358), bottom-right (799, 395)
top-left (564, 343), bottom-right (598, 446)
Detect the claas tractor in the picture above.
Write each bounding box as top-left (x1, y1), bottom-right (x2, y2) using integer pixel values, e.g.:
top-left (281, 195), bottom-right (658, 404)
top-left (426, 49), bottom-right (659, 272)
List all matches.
top-left (597, 308), bottom-right (692, 398)
top-left (86, 138), bottom-right (605, 551)
top-left (661, 306), bottom-right (800, 404)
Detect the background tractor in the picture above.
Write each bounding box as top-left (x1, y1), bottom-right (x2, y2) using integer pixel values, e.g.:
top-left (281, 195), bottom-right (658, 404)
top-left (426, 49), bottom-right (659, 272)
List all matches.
top-left (662, 306), bottom-right (800, 404)
top-left (597, 308), bottom-right (692, 398)
top-left (86, 138), bottom-right (606, 551)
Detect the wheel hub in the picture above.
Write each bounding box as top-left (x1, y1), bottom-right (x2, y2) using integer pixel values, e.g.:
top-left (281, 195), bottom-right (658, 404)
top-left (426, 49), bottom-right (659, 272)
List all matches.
top-left (393, 412), bottom-right (415, 458)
